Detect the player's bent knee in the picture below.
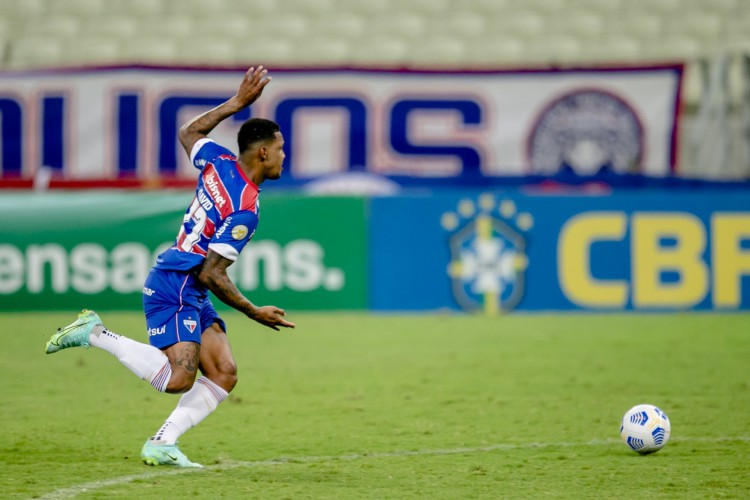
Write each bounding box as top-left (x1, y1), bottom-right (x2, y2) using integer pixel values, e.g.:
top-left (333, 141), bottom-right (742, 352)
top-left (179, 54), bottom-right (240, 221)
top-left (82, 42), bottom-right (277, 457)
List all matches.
top-left (209, 361), bottom-right (238, 392)
top-left (165, 369), bottom-right (197, 394)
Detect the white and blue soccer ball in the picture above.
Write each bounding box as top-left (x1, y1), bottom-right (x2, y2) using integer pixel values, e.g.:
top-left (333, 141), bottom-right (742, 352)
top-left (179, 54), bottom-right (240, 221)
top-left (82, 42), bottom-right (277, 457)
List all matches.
top-left (620, 404), bottom-right (671, 454)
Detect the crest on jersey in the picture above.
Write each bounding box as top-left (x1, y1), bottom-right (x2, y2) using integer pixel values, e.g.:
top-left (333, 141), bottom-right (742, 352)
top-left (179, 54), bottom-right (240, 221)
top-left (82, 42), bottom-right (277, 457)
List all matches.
top-left (528, 88), bottom-right (644, 175)
top-left (183, 319), bottom-right (197, 333)
top-left (442, 194), bottom-right (530, 314)
top-left (231, 225), bottom-right (249, 240)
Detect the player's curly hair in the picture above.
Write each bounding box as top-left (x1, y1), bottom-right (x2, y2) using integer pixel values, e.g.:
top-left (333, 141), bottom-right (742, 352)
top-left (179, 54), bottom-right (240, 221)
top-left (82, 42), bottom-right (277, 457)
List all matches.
top-left (237, 118), bottom-right (280, 153)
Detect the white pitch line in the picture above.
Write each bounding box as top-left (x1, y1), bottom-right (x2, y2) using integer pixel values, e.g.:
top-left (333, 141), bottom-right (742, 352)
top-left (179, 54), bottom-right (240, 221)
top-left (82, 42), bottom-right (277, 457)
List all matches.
top-left (38, 436), bottom-right (750, 500)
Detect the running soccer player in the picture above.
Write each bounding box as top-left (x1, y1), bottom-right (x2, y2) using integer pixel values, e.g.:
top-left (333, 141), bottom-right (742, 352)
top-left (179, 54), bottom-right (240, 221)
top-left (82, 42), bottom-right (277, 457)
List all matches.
top-left (44, 66), bottom-right (295, 468)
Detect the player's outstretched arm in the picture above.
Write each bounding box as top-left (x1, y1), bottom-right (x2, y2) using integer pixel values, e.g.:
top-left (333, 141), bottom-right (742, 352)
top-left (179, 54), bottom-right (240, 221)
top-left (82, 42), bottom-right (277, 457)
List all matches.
top-left (198, 250), bottom-right (296, 332)
top-left (178, 66), bottom-right (272, 158)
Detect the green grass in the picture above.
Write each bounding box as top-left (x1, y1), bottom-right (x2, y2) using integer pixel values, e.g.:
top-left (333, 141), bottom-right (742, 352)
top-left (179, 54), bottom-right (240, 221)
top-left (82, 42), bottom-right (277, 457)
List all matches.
top-left (1, 312), bottom-right (749, 499)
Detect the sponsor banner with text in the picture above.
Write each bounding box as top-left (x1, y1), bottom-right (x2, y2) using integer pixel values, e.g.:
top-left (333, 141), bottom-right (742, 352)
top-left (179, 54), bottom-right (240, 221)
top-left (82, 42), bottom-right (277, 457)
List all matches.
top-left (0, 65), bottom-right (681, 184)
top-left (369, 190), bottom-right (750, 312)
top-left (5, 189), bottom-right (746, 313)
top-left (0, 192), bottom-right (367, 311)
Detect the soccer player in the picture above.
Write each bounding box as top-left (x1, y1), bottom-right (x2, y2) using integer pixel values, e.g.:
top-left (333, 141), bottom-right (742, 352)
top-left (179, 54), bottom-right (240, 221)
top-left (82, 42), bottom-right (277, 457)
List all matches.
top-left (44, 66), bottom-right (295, 468)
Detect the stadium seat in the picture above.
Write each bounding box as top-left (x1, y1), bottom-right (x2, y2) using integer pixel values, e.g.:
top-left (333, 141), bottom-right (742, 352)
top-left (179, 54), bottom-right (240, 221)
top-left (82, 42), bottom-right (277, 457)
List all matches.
top-left (392, 0), bottom-right (451, 14)
top-left (249, 15), bottom-right (310, 39)
top-left (308, 12), bottom-right (367, 40)
top-left (587, 37), bottom-right (643, 63)
top-left (0, 18), bottom-right (11, 39)
top-left (425, 12), bottom-right (487, 40)
top-left (681, 61), bottom-right (705, 107)
top-left (140, 16), bottom-right (195, 39)
top-left (229, 39), bottom-right (297, 66)
top-left (45, 0), bottom-right (107, 17)
top-left (0, 0), bottom-right (46, 17)
top-left (348, 37), bottom-right (410, 65)
top-left (690, 0), bottom-right (740, 12)
top-left (489, 11), bottom-right (547, 38)
top-left (520, 0), bottom-right (570, 12)
top-left (174, 38), bottom-right (242, 65)
top-left (332, 0), bottom-right (396, 14)
top-left (286, 37), bottom-right (351, 66)
top-left (547, 11), bottom-right (604, 40)
top-left (191, 16), bottom-right (252, 40)
top-left (21, 16), bottom-right (82, 38)
top-left (466, 0), bottom-right (514, 11)
top-left (626, 0), bottom-right (682, 13)
top-left (61, 37), bottom-right (121, 65)
top-left (84, 17), bottom-right (140, 38)
top-left (170, 0), bottom-right (232, 16)
top-left (103, 0), bottom-right (164, 17)
top-left (366, 13), bottom-right (428, 40)
top-left (121, 38), bottom-right (179, 64)
top-left (287, 0), bottom-right (336, 14)
top-left (644, 36), bottom-right (705, 60)
top-left (408, 36), bottom-right (466, 66)
top-left (464, 37), bottom-right (526, 65)
top-left (8, 37), bottom-right (66, 68)
top-left (566, 0), bottom-right (624, 12)
top-left (666, 13), bottom-right (724, 50)
top-left (608, 14), bottom-right (664, 41)
top-left (225, 0), bottom-right (277, 14)
top-left (525, 35), bottom-right (585, 64)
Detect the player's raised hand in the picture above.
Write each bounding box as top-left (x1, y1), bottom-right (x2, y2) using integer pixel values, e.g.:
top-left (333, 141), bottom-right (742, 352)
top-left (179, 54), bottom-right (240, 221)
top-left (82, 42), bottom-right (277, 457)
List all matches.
top-left (250, 305), bottom-right (296, 331)
top-left (236, 66), bottom-right (271, 107)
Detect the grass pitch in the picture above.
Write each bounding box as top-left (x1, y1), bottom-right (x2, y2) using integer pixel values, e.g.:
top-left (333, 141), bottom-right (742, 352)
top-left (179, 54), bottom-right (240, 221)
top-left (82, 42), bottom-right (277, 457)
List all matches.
top-left (1, 312), bottom-right (748, 499)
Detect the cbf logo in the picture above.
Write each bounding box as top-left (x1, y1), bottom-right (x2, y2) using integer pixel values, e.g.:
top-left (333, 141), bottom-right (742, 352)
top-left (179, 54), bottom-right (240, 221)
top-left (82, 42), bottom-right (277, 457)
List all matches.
top-left (441, 194), bottom-right (531, 314)
top-left (528, 89), bottom-right (644, 175)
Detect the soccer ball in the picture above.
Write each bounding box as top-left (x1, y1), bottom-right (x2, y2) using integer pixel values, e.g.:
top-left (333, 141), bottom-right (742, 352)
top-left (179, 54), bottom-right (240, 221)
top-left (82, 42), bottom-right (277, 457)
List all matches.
top-left (620, 404), bottom-right (670, 454)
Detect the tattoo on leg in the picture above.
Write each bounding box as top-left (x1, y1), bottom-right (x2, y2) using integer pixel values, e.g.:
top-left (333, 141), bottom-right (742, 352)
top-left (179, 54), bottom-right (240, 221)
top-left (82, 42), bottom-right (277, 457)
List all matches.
top-left (175, 345), bottom-right (200, 374)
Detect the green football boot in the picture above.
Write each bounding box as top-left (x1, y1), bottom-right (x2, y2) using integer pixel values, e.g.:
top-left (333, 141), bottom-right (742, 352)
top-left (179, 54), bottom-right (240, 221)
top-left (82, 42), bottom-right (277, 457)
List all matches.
top-left (141, 440), bottom-right (203, 468)
top-left (45, 309), bottom-right (103, 354)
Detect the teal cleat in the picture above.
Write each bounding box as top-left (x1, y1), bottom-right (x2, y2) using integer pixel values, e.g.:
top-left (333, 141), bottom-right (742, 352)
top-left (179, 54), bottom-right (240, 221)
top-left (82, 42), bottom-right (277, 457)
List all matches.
top-left (141, 441), bottom-right (203, 468)
top-left (45, 309), bottom-right (102, 354)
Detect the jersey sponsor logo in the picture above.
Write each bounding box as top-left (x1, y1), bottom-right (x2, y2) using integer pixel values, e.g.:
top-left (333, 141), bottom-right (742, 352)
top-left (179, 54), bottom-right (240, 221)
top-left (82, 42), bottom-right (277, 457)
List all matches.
top-left (148, 325), bottom-right (166, 336)
top-left (528, 89), bottom-right (644, 175)
top-left (441, 194), bottom-right (530, 314)
top-left (183, 318), bottom-right (197, 333)
top-left (197, 188), bottom-right (214, 211)
top-left (232, 225), bottom-right (249, 240)
top-left (204, 171), bottom-right (227, 209)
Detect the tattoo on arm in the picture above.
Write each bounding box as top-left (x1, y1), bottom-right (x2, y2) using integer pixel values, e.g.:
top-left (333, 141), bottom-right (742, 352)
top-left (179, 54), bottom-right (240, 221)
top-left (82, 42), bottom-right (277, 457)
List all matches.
top-left (199, 251), bottom-right (258, 318)
top-left (179, 98), bottom-right (243, 156)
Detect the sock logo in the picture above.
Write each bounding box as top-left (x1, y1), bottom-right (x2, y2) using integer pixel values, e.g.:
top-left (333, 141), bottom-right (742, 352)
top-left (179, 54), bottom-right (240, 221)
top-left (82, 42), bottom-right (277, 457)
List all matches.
top-left (183, 319), bottom-right (197, 333)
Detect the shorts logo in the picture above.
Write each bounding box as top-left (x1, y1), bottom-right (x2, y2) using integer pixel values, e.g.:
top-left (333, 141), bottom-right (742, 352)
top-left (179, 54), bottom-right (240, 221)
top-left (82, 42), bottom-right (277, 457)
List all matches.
top-left (528, 89), bottom-right (643, 175)
top-left (442, 194), bottom-right (531, 314)
top-left (148, 325), bottom-right (166, 336)
top-left (231, 225), bottom-right (249, 240)
top-left (142, 287), bottom-right (155, 296)
top-left (183, 319), bottom-right (197, 334)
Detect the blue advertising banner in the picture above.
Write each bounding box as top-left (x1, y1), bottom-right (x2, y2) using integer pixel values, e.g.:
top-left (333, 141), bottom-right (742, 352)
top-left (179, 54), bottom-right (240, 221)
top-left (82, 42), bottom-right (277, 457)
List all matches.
top-left (369, 190), bottom-right (750, 312)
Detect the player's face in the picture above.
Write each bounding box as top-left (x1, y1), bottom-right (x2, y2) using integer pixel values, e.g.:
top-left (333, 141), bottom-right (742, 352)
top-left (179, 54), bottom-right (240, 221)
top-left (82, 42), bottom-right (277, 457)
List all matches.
top-left (263, 132), bottom-right (286, 180)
